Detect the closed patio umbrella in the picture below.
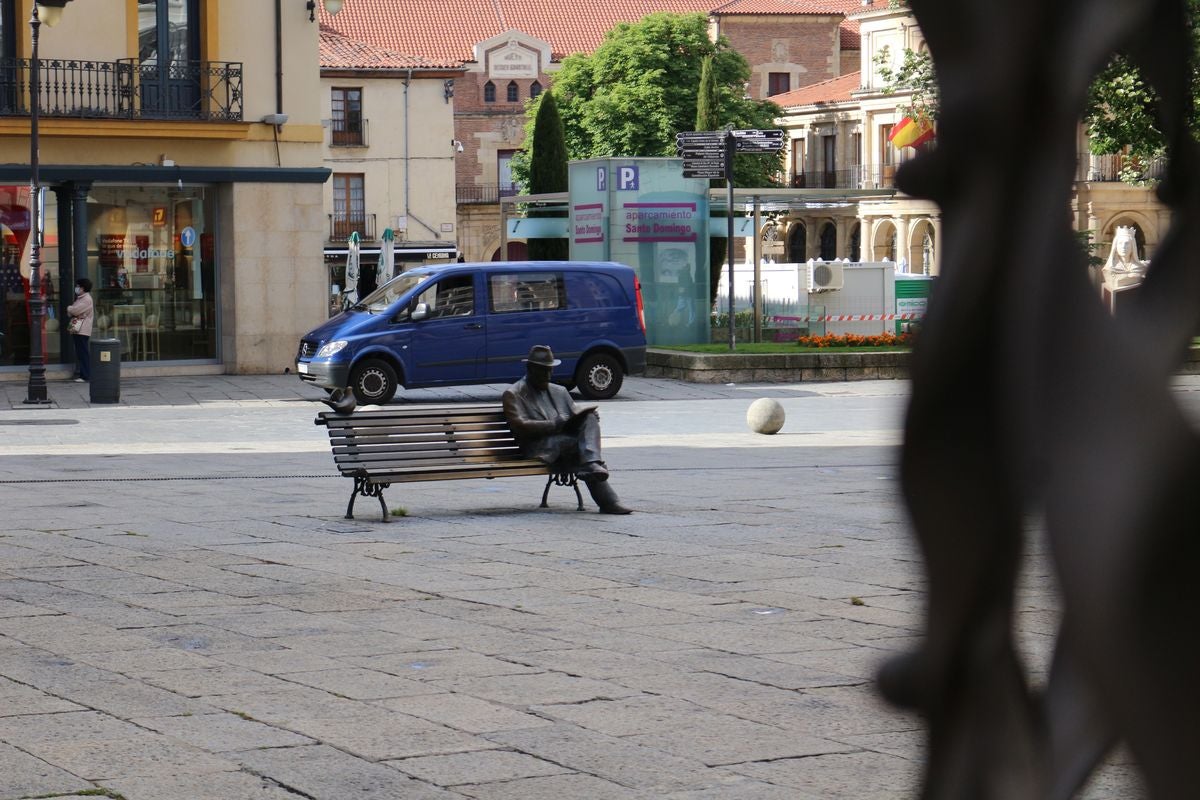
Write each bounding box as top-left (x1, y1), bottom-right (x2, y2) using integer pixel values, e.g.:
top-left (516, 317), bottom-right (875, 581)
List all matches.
top-left (343, 231), bottom-right (360, 310)
top-left (380, 228), bottom-right (396, 283)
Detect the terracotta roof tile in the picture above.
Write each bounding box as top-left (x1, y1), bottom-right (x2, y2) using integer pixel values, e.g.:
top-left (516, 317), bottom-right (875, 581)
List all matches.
top-left (319, 28), bottom-right (439, 70)
top-left (840, 19), bottom-right (860, 49)
top-left (318, 0), bottom-right (862, 64)
top-left (710, 0), bottom-right (863, 14)
top-left (770, 69), bottom-right (860, 106)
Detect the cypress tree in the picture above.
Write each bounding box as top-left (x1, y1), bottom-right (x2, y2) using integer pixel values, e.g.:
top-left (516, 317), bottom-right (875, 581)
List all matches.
top-left (696, 57), bottom-right (726, 308)
top-left (527, 91), bottom-right (569, 261)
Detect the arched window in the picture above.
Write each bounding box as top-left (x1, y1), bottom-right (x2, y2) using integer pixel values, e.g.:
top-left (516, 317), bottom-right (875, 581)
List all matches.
top-left (787, 223), bottom-right (807, 263)
top-left (530, 81), bottom-right (542, 98)
top-left (506, 81), bottom-right (519, 102)
top-left (483, 81), bottom-right (495, 103)
top-left (819, 223), bottom-right (837, 261)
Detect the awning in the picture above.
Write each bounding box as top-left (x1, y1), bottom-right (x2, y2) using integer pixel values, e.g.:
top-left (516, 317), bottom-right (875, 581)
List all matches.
top-left (324, 243), bottom-right (458, 257)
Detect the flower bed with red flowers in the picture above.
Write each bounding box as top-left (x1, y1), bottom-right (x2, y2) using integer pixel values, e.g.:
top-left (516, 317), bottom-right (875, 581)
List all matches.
top-left (795, 332), bottom-right (914, 348)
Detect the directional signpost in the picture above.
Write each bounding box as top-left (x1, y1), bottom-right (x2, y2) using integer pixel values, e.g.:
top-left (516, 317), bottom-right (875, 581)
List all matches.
top-left (676, 131), bottom-right (727, 179)
top-left (675, 128), bottom-right (785, 349)
top-left (731, 128), bottom-right (784, 153)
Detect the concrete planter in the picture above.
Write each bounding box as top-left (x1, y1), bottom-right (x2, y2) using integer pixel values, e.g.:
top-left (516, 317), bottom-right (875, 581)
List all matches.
top-left (645, 347), bottom-right (910, 383)
top-left (647, 346), bottom-right (1200, 384)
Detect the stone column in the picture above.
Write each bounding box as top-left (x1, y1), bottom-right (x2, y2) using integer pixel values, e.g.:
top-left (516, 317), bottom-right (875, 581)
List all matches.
top-left (929, 215), bottom-right (942, 276)
top-left (860, 217), bottom-right (875, 261)
top-left (894, 217), bottom-right (910, 271)
top-left (71, 182), bottom-right (92, 281)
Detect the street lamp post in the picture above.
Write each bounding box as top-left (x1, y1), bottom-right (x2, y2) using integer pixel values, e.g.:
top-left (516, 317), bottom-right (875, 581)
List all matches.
top-left (23, 3), bottom-right (48, 403)
top-left (23, 0), bottom-right (70, 404)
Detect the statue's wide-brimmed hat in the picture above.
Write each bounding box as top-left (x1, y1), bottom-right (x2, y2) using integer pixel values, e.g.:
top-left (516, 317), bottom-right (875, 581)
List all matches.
top-left (523, 344), bottom-right (561, 368)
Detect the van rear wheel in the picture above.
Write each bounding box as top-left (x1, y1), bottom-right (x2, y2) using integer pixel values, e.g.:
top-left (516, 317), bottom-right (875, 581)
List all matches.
top-left (575, 353), bottom-right (623, 400)
top-left (350, 358), bottom-right (398, 404)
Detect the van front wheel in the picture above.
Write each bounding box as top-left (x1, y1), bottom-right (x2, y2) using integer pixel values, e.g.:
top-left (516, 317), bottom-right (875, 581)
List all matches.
top-left (575, 353), bottom-right (623, 400)
top-left (350, 358), bottom-right (398, 404)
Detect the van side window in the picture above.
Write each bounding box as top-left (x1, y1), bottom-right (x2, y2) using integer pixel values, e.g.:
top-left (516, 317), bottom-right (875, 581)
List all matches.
top-left (489, 272), bottom-right (566, 313)
top-left (416, 275), bottom-right (475, 318)
top-left (573, 273), bottom-right (623, 308)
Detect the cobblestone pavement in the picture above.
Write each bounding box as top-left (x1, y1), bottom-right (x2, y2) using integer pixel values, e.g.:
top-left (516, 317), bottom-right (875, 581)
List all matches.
top-left (0, 372), bottom-right (1181, 798)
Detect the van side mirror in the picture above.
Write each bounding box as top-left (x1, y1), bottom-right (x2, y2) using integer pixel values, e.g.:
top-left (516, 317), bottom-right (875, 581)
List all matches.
top-left (410, 302), bottom-right (430, 321)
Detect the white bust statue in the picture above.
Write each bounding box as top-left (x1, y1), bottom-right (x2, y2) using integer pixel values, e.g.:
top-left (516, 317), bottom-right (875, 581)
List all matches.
top-left (1101, 226), bottom-right (1149, 296)
top-left (1103, 226), bottom-right (1148, 277)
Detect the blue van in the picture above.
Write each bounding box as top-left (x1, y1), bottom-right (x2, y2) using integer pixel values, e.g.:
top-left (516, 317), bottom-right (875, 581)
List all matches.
top-left (296, 261), bottom-right (647, 403)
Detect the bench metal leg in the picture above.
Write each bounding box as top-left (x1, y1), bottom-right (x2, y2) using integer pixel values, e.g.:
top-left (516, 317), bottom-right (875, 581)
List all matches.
top-left (541, 472), bottom-right (584, 511)
top-left (348, 476), bottom-right (390, 522)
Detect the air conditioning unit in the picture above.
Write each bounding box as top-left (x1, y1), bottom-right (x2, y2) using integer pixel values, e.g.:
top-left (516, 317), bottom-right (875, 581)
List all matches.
top-left (807, 259), bottom-right (844, 292)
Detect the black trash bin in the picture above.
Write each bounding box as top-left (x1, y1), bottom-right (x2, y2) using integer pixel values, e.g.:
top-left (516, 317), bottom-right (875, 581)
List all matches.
top-left (89, 337), bottom-right (121, 403)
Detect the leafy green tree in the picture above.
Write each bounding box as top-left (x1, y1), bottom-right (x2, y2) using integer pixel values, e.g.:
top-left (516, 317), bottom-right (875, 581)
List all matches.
top-left (873, 45), bottom-right (938, 125)
top-left (512, 13), bottom-right (782, 188)
top-left (1084, 0), bottom-right (1200, 176)
top-left (526, 91), bottom-right (570, 260)
top-left (877, 1), bottom-right (1200, 181)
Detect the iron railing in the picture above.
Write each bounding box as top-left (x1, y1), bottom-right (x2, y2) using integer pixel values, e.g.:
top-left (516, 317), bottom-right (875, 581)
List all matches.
top-left (790, 165), bottom-right (899, 190)
top-left (0, 57), bottom-right (242, 121)
top-left (330, 117), bottom-right (368, 147)
top-left (456, 183), bottom-right (520, 204)
top-left (328, 213), bottom-right (376, 242)
top-left (1076, 151), bottom-right (1167, 182)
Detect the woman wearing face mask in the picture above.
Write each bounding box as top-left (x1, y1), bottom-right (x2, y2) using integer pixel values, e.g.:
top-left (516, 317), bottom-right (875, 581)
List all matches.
top-left (66, 277), bottom-right (93, 382)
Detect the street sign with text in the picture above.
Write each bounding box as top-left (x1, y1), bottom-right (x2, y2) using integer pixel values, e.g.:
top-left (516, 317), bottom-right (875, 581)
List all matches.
top-left (732, 129), bottom-right (784, 152)
top-left (682, 165), bottom-right (726, 179)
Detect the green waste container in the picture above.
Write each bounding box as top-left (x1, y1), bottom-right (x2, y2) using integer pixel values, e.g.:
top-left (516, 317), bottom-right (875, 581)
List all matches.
top-left (89, 338), bottom-right (120, 403)
top-left (895, 276), bottom-right (933, 334)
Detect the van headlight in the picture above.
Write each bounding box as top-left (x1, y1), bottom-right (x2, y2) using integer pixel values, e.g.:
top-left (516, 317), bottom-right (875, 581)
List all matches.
top-left (316, 340), bottom-right (348, 358)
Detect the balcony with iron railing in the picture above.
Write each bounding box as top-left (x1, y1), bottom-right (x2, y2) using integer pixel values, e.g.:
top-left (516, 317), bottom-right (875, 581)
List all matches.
top-left (328, 213), bottom-right (376, 242)
top-left (329, 118), bottom-right (368, 147)
top-left (0, 57), bottom-right (242, 121)
top-left (789, 164), bottom-right (899, 190)
top-left (456, 183), bottom-right (520, 204)
top-left (1076, 152), bottom-right (1166, 182)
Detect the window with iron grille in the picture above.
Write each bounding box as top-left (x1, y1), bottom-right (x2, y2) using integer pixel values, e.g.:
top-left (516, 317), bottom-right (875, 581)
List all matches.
top-left (331, 87), bottom-right (363, 146)
top-left (331, 173), bottom-right (365, 240)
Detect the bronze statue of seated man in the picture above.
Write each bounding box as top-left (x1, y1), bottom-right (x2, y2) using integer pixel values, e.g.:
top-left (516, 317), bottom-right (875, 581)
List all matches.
top-left (502, 345), bottom-right (632, 514)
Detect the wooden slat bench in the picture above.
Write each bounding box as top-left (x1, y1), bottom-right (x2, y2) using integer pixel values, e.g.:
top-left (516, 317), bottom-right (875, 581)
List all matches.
top-left (315, 403), bottom-right (582, 521)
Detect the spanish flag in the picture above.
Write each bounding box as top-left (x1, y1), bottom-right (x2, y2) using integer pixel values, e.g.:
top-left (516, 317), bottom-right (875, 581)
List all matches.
top-left (889, 116), bottom-right (935, 149)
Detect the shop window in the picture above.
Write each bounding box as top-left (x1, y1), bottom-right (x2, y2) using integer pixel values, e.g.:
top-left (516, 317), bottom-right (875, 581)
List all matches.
top-left (85, 185), bottom-right (219, 364)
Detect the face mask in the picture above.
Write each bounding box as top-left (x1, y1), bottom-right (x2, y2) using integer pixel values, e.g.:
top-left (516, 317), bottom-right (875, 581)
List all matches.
top-left (74, 286), bottom-right (82, 296)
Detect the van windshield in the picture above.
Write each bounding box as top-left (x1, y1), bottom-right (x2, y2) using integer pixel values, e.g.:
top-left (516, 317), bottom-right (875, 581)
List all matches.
top-left (356, 272), bottom-right (432, 313)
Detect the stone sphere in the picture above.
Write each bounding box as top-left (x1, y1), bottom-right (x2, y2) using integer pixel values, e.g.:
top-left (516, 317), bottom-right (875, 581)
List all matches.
top-left (746, 398), bottom-right (785, 435)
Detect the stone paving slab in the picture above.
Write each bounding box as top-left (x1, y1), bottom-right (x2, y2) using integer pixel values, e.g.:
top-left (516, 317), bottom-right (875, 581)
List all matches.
top-left (0, 373), bottom-right (1164, 798)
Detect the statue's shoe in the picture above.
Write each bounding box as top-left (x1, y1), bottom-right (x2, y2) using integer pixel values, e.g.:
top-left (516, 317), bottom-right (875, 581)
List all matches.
top-left (575, 462), bottom-right (609, 482)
